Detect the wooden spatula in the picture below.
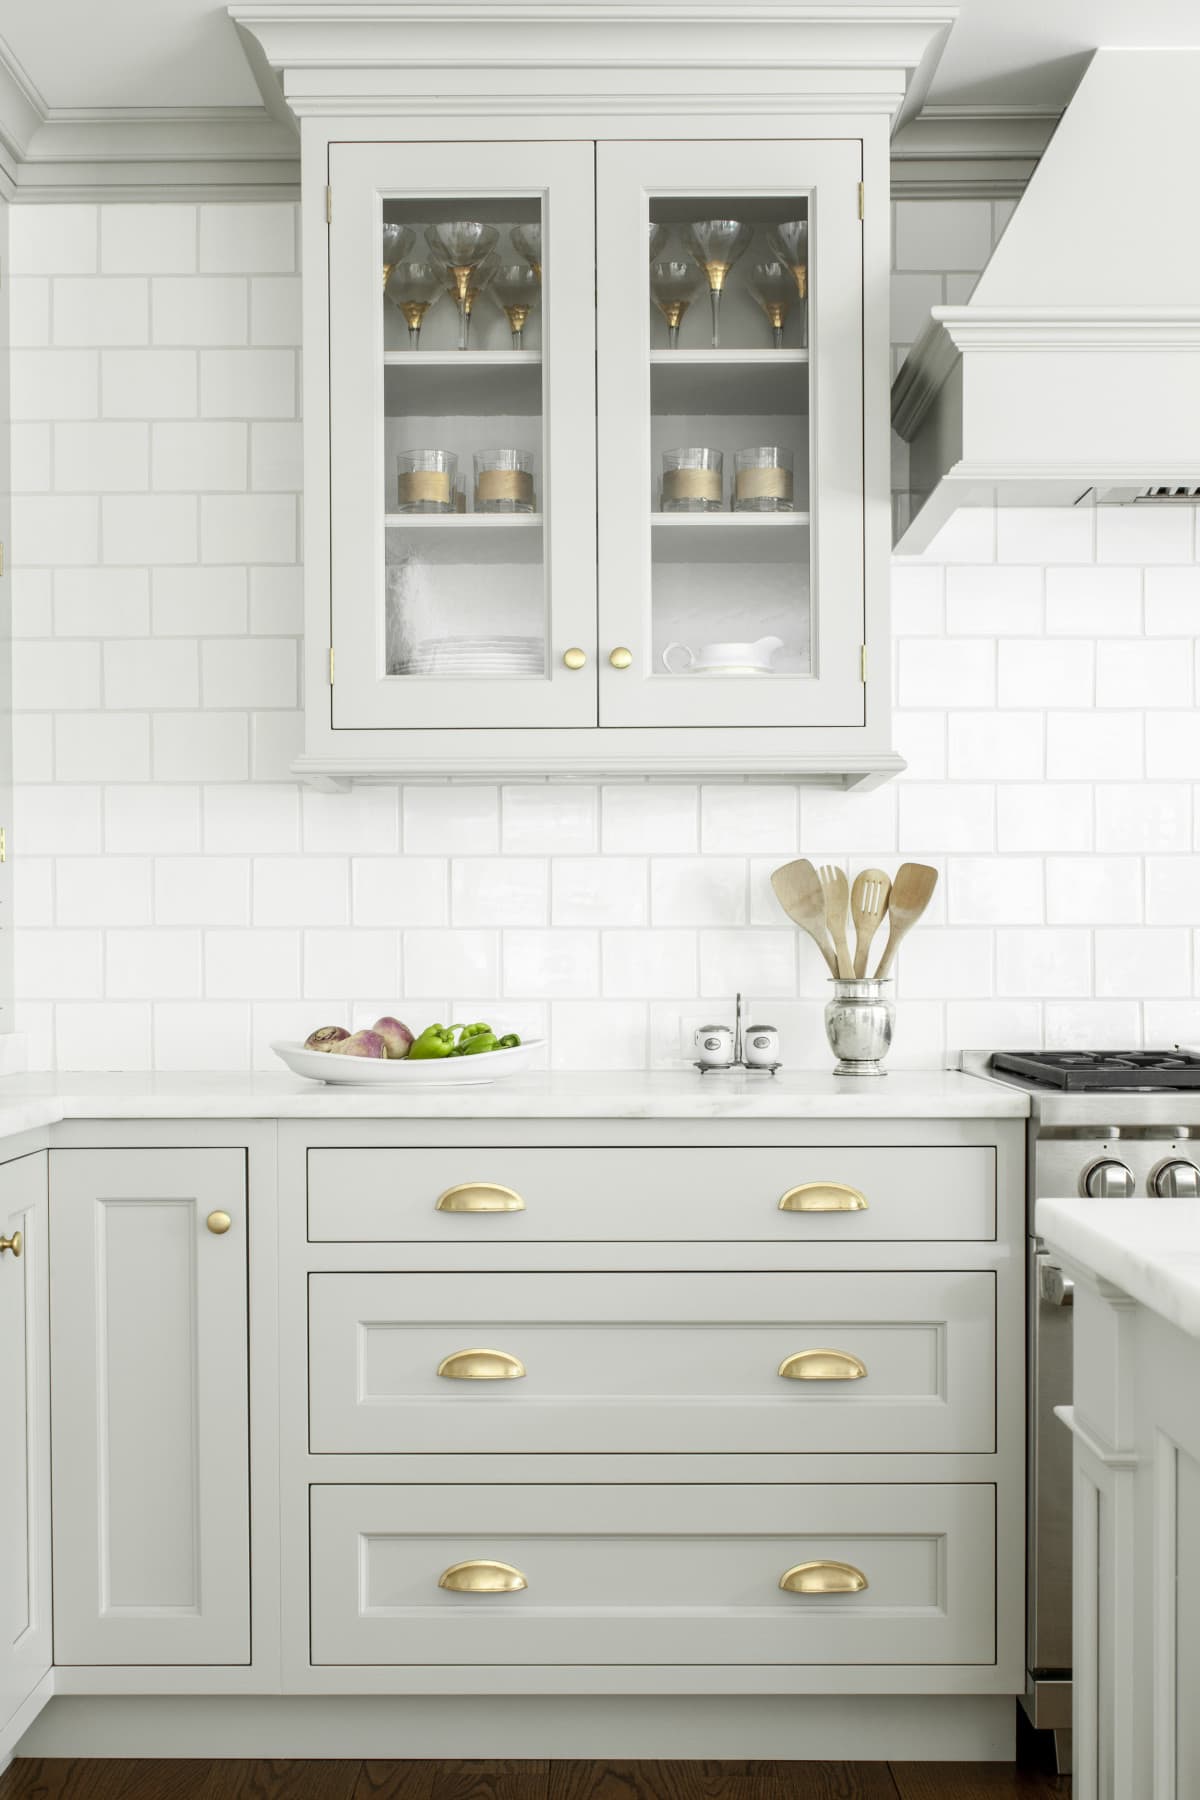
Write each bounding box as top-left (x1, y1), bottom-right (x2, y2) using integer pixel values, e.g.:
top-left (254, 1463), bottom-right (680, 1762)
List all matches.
top-left (850, 867), bottom-right (891, 977)
top-left (873, 862), bottom-right (939, 979)
top-left (770, 858), bottom-right (839, 978)
top-left (817, 864), bottom-right (855, 978)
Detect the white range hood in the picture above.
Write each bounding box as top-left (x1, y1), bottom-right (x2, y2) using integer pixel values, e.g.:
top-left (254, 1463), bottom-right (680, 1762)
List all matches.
top-left (892, 48), bottom-right (1200, 551)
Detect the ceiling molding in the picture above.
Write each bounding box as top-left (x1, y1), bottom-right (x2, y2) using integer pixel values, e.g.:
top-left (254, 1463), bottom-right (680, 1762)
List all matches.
top-left (890, 103), bottom-right (1058, 198)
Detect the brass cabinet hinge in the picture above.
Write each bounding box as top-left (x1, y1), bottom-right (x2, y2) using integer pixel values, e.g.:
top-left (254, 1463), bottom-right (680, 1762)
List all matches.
top-left (325, 185), bottom-right (333, 224)
top-left (328, 646), bottom-right (335, 685)
top-left (860, 643), bottom-right (867, 684)
top-left (0, 827), bottom-right (7, 865)
top-left (857, 182), bottom-right (865, 221)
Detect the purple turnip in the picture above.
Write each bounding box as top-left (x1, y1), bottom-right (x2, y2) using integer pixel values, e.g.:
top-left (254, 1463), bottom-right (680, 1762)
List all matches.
top-left (304, 1025), bottom-right (351, 1053)
top-left (373, 1016), bottom-right (414, 1059)
top-left (333, 1029), bottom-right (388, 1059)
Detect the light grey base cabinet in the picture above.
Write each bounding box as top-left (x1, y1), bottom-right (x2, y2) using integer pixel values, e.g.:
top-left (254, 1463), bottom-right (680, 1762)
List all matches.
top-left (4, 1114), bottom-right (1025, 1764)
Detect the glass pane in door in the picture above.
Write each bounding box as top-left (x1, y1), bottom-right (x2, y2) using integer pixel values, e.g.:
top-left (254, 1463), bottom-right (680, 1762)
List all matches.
top-left (648, 195), bottom-right (811, 685)
top-left (380, 195), bottom-right (547, 687)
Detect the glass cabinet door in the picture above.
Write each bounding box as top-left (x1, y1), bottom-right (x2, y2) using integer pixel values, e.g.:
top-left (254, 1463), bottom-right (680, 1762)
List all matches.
top-left (328, 141), bottom-right (597, 730)
top-left (596, 139), bottom-right (865, 729)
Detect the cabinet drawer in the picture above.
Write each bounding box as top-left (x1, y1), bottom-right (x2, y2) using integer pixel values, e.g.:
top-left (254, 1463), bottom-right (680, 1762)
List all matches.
top-left (307, 1145), bottom-right (995, 1242)
top-left (309, 1482), bottom-right (996, 1667)
top-left (308, 1269), bottom-right (995, 1454)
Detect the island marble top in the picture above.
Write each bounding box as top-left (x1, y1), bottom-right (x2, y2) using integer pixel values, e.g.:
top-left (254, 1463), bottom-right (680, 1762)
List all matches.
top-left (1039, 1194), bottom-right (1200, 1342)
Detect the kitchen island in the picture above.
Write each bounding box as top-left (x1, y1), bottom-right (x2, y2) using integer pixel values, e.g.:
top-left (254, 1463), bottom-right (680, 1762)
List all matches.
top-left (2, 1071), bottom-right (1027, 1769)
top-left (1039, 1193), bottom-right (1200, 1799)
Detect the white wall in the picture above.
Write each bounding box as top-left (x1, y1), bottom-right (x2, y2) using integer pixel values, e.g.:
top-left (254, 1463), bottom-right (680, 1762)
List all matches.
top-left (9, 197), bottom-right (1200, 1072)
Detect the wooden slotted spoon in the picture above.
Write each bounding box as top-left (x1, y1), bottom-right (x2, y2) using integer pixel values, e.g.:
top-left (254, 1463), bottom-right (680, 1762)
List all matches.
top-left (817, 864), bottom-right (855, 978)
top-left (769, 858), bottom-right (839, 978)
top-left (873, 862), bottom-right (939, 979)
top-left (850, 868), bottom-right (892, 977)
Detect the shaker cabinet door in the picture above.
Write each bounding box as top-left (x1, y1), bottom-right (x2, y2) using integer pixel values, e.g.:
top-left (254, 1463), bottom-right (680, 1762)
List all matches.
top-left (0, 1152), bottom-right (51, 1733)
top-left (328, 139), bottom-right (598, 731)
top-left (49, 1148), bottom-right (251, 1665)
top-left (596, 137), bottom-right (865, 729)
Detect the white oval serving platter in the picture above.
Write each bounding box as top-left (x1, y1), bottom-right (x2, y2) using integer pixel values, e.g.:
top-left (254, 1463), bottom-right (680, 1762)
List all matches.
top-left (272, 1038), bottom-right (544, 1087)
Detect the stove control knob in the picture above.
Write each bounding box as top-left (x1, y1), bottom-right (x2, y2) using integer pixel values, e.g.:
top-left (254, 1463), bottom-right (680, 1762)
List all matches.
top-left (1082, 1158), bottom-right (1135, 1199)
top-left (1151, 1159), bottom-right (1200, 1199)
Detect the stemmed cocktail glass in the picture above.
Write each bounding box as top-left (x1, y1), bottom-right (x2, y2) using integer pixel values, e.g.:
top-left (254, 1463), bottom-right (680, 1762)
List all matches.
top-left (681, 219), bottom-right (751, 348)
top-left (385, 260), bottom-right (444, 349)
top-left (425, 222), bottom-right (500, 350)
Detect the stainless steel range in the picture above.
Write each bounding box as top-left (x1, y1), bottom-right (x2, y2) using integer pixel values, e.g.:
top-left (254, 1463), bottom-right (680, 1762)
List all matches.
top-left (963, 1048), bottom-right (1200, 1776)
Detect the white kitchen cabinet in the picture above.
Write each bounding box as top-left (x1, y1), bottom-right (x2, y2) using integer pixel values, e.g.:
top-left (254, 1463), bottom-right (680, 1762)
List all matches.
top-left (237, 4), bottom-right (920, 788)
top-left (0, 1152), bottom-right (50, 1739)
top-left (49, 1148), bottom-right (251, 1666)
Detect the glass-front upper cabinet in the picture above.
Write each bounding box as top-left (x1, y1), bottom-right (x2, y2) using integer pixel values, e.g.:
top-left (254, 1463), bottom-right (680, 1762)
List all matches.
top-left (596, 140), bottom-right (865, 730)
top-left (327, 141), bottom-right (597, 730)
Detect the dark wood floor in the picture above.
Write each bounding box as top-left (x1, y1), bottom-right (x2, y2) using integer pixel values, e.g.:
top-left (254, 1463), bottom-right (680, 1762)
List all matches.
top-left (0, 1761), bottom-right (1071, 1800)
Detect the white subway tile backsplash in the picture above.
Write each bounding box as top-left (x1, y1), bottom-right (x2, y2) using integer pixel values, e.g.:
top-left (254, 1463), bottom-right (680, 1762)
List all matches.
top-left (101, 206), bottom-right (196, 275)
top-left (55, 712), bottom-right (150, 783)
top-left (152, 422), bottom-right (247, 491)
top-left (451, 858), bottom-right (548, 927)
top-left (1094, 927), bottom-right (1190, 998)
top-left (199, 205), bottom-right (295, 274)
top-left (15, 201), bottom-right (1200, 1073)
top-left (996, 928), bottom-right (1091, 998)
top-left (552, 857), bottom-right (648, 927)
top-left (55, 277), bottom-right (148, 347)
top-left (997, 639), bottom-right (1094, 709)
top-left (152, 277), bottom-right (247, 347)
top-left (602, 785), bottom-right (697, 854)
top-left (399, 929), bottom-right (497, 999)
top-left (101, 349), bottom-right (196, 418)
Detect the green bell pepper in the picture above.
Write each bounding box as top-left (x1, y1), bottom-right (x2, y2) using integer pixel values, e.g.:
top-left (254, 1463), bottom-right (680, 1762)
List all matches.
top-left (408, 1023), bottom-right (457, 1060)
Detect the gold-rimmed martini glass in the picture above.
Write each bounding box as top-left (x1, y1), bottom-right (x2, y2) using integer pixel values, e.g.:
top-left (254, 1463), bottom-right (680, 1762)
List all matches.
top-left (747, 260), bottom-right (794, 349)
top-left (681, 219), bottom-right (751, 348)
top-left (425, 222), bottom-right (500, 350)
top-left (650, 258), bottom-right (704, 350)
top-left (382, 223), bottom-right (415, 290)
top-left (767, 219), bottom-right (809, 344)
top-left (430, 247), bottom-right (500, 351)
top-left (511, 224), bottom-right (542, 281)
top-left (489, 263), bottom-right (541, 349)
top-left (385, 259), bottom-right (444, 349)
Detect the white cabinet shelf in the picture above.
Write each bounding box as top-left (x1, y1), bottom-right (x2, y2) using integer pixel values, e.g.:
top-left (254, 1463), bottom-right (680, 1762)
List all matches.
top-left (385, 513), bottom-right (543, 563)
top-left (651, 511), bottom-right (810, 564)
top-left (651, 349), bottom-right (809, 416)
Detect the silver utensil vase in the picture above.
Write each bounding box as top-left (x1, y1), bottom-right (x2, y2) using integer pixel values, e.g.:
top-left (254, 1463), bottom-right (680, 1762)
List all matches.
top-left (824, 978), bottom-right (894, 1077)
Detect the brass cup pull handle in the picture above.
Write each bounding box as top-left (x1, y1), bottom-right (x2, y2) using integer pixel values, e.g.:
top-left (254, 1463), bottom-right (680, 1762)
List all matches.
top-left (780, 1560), bottom-right (868, 1596)
top-left (0, 1230), bottom-right (22, 1257)
top-left (437, 1348), bottom-right (526, 1381)
top-left (609, 646), bottom-right (633, 669)
top-left (206, 1211), bottom-right (232, 1236)
top-left (779, 1182), bottom-right (868, 1213)
top-left (438, 1559), bottom-right (527, 1595)
top-left (563, 647), bottom-right (587, 670)
top-left (436, 1182), bottom-right (525, 1214)
top-left (778, 1349), bottom-right (867, 1382)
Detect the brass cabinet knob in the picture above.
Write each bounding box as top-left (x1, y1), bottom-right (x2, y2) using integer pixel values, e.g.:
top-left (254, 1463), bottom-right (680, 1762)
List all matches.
top-left (779, 1560), bottom-right (868, 1595)
top-left (778, 1182), bottom-right (868, 1213)
top-left (437, 1348), bottom-right (526, 1381)
top-left (0, 1230), bottom-right (22, 1257)
top-left (206, 1211), bottom-right (232, 1236)
top-left (778, 1349), bottom-right (867, 1381)
top-left (438, 1560), bottom-right (527, 1595)
top-left (609, 647), bottom-right (633, 670)
top-left (435, 1183), bottom-right (525, 1214)
top-left (562, 647), bottom-right (587, 670)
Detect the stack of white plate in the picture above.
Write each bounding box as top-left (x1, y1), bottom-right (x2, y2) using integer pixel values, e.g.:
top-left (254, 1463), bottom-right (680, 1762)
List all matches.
top-left (395, 636), bottom-right (544, 677)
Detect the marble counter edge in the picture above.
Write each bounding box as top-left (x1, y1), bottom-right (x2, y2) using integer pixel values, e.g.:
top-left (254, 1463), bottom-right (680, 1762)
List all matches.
top-left (1038, 1194), bottom-right (1200, 1342)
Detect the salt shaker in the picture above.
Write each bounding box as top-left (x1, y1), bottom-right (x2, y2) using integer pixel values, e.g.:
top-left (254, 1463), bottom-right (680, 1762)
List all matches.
top-left (743, 1025), bottom-right (780, 1068)
top-left (694, 1024), bottom-right (734, 1068)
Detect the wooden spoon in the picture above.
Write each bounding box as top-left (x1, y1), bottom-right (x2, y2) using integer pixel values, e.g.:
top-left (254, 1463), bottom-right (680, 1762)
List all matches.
top-left (850, 867), bottom-right (892, 977)
top-left (769, 858), bottom-right (839, 978)
top-left (817, 864), bottom-right (855, 978)
top-left (873, 862), bottom-right (939, 979)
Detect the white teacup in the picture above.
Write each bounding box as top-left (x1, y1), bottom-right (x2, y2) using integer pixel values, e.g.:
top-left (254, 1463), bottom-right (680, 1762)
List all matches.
top-left (662, 635), bottom-right (783, 675)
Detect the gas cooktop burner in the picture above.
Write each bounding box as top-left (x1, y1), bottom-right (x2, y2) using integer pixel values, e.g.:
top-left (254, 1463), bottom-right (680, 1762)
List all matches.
top-left (991, 1050), bottom-right (1200, 1091)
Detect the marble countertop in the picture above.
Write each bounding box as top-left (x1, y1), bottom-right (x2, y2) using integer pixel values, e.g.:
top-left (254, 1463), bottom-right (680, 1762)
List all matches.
top-left (0, 1068), bottom-right (1027, 1139)
top-left (1038, 1194), bottom-right (1200, 1341)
